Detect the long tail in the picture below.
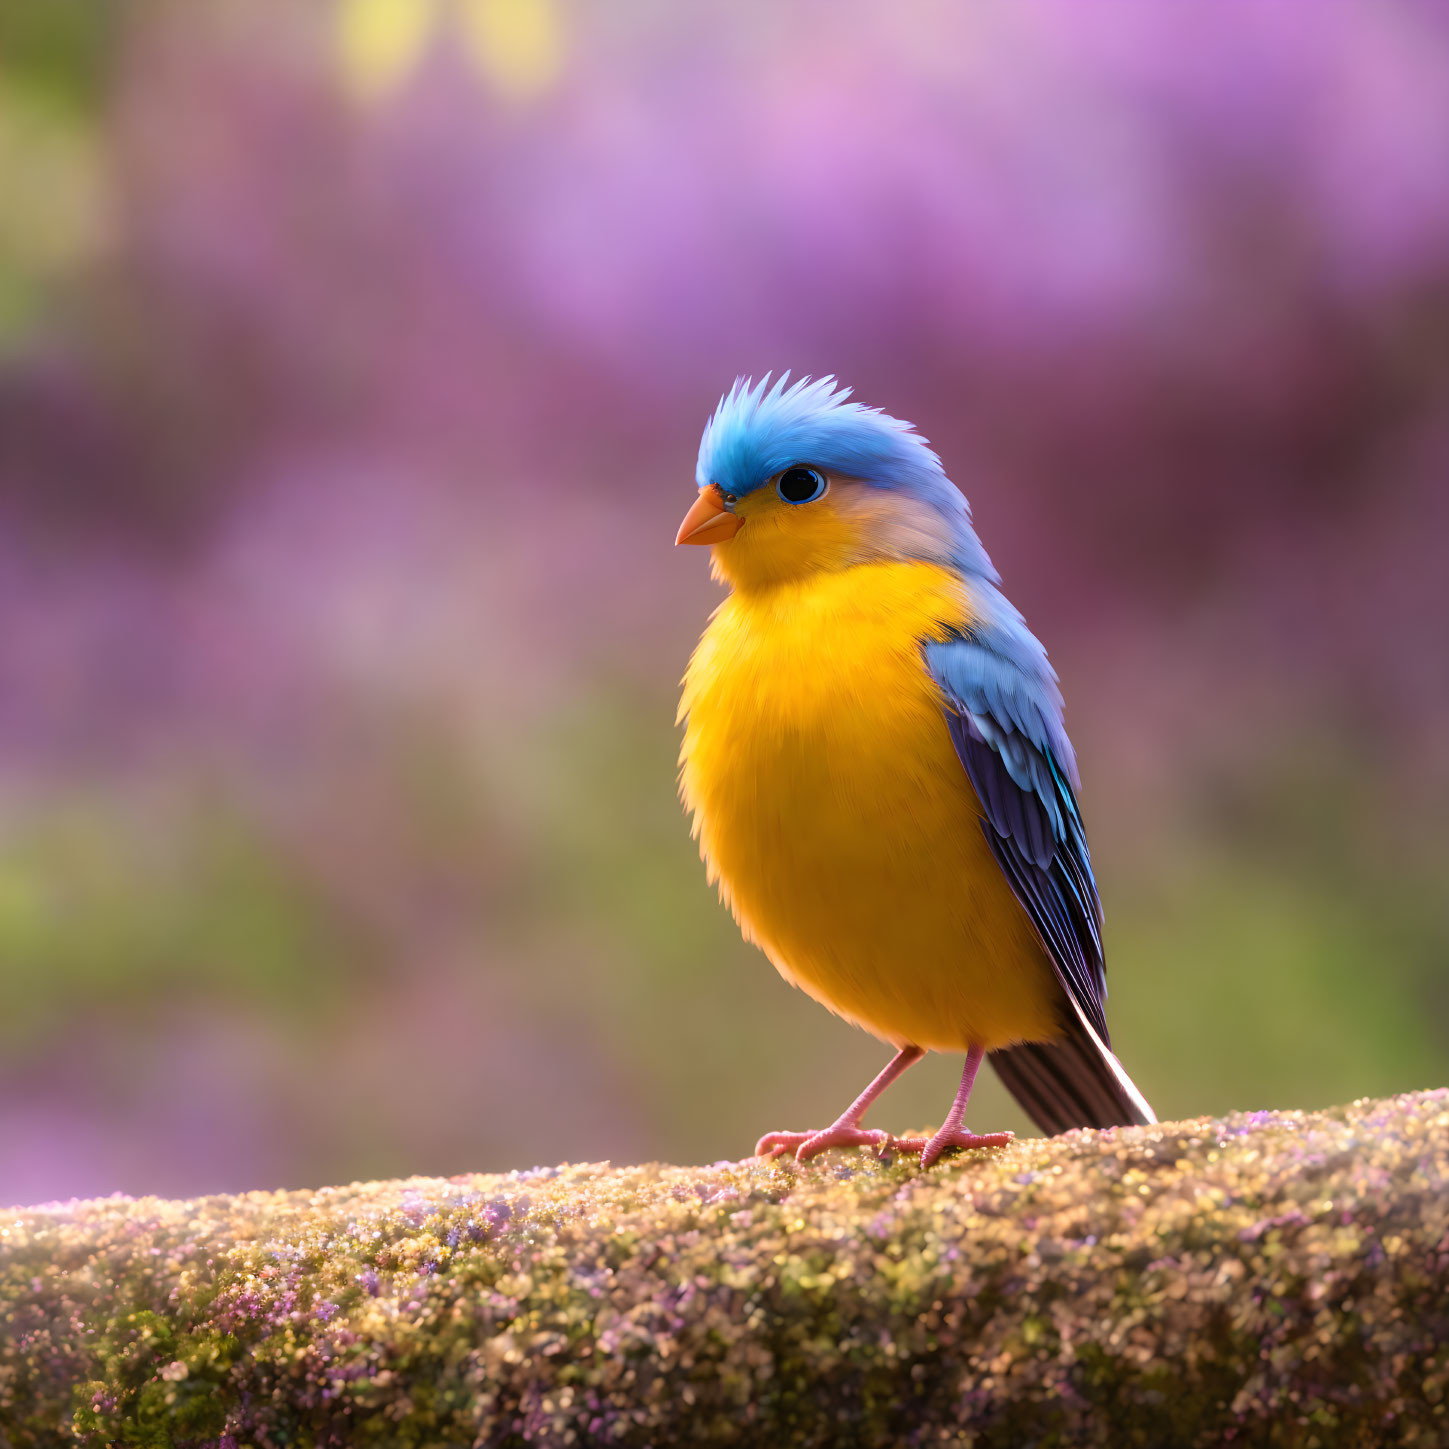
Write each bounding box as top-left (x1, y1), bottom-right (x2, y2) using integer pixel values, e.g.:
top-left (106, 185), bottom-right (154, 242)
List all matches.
top-left (990, 1001), bottom-right (1156, 1135)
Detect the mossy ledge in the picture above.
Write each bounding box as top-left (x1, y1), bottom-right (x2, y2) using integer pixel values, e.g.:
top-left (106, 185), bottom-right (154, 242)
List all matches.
top-left (4, 1092), bottom-right (1448, 1448)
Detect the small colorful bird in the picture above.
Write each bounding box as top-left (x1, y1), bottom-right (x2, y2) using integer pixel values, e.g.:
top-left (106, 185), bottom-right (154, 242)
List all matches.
top-left (676, 375), bottom-right (1154, 1168)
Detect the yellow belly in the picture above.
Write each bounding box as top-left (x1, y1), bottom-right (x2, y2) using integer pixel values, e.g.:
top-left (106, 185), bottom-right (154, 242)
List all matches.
top-left (679, 560), bottom-right (1063, 1053)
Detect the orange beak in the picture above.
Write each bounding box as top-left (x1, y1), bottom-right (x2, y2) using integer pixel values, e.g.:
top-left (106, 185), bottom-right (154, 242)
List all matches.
top-left (675, 484), bottom-right (744, 546)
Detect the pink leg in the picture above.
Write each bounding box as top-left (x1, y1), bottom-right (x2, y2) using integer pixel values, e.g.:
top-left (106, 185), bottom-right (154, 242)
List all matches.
top-left (756, 1046), bottom-right (924, 1164)
top-left (893, 1045), bottom-right (1013, 1168)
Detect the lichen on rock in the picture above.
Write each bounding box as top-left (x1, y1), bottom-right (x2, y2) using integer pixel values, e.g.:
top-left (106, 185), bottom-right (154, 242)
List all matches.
top-left (3, 1091), bottom-right (1448, 1447)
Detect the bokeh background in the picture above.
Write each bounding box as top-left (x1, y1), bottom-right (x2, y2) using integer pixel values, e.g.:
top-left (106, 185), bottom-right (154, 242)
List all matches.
top-left (2, 0), bottom-right (1447, 1206)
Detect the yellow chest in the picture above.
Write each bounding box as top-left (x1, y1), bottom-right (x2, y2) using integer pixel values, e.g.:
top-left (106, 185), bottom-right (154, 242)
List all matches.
top-left (678, 561), bottom-right (1060, 1053)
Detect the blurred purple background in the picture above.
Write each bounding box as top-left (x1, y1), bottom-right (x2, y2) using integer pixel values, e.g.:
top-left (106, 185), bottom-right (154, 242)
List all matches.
top-left (1, 1), bottom-right (1447, 1205)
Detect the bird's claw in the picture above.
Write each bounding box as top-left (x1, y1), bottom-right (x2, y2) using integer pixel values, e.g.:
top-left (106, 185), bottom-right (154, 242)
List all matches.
top-left (754, 1125), bottom-right (893, 1164)
top-left (891, 1127), bottom-right (1014, 1169)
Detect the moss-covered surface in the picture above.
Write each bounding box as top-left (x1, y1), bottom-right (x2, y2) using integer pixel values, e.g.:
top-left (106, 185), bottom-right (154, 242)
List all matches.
top-left (3, 1091), bottom-right (1448, 1447)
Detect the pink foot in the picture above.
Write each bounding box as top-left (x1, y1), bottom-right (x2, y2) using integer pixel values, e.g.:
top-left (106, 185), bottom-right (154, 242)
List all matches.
top-left (755, 1125), bottom-right (893, 1164)
top-left (892, 1127), bottom-right (1013, 1169)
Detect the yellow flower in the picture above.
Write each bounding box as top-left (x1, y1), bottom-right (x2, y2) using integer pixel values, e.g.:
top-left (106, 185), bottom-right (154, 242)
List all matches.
top-left (336, 0), bottom-right (441, 101)
top-left (335, 0), bottom-right (563, 103)
top-left (458, 0), bottom-right (563, 99)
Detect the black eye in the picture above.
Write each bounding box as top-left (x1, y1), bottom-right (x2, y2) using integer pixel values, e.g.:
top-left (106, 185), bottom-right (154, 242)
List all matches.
top-left (777, 467), bottom-right (827, 505)
top-left (721, 492), bottom-right (738, 505)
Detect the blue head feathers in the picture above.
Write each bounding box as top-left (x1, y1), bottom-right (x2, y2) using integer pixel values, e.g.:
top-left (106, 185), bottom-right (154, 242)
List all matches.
top-left (696, 375), bottom-right (1066, 742)
top-left (696, 374), bottom-right (997, 580)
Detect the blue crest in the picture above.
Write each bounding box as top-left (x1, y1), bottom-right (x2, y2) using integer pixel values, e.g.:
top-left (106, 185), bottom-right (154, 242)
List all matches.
top-left (695, 373), bottom-right (997, 579)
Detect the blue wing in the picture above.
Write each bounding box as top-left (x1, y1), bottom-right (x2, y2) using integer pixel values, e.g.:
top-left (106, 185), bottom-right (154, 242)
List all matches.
top-left (923, 628), bottom-right (1109, 1045)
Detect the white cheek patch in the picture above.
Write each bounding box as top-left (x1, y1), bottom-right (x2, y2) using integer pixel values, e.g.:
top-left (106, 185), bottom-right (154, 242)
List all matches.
top-left (834, 483), bottom-right (956, 566)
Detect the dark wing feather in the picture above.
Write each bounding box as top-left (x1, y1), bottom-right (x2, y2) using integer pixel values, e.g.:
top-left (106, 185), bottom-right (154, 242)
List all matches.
top-left (926, 636), bottom-right (1108, 1043)
top-left (924, 631), bottom-right (1154, 1132)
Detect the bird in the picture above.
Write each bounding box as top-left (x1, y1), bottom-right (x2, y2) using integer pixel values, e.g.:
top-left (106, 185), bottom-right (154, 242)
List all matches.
top-left (675, 374), bottom-right (1155, 1168)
